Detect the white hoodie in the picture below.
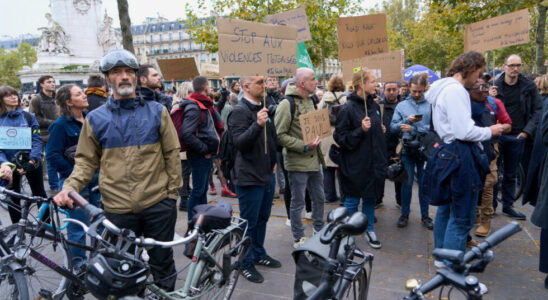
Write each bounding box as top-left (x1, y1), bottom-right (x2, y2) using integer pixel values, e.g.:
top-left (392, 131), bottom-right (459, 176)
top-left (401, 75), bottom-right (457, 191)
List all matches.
top-left (425, 77), bottom-right (491, 144)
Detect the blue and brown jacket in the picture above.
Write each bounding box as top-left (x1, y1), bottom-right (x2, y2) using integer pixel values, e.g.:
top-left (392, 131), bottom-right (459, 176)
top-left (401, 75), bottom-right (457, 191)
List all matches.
top-left (62, 96), bottom-right (182, 214)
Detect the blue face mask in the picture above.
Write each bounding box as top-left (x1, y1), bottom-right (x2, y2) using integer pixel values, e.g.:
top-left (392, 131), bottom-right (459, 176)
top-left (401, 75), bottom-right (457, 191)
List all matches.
top-left (471, 100), bottom-right (485, 117)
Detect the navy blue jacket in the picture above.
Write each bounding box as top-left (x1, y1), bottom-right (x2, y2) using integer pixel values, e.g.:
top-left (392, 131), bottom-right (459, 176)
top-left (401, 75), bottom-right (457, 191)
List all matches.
top-left (0, 108), bottom-right (42, 164)
top-left (180, 98), bottom-right (221, 161)
top-left (46, 115), bottom-right (83, 178)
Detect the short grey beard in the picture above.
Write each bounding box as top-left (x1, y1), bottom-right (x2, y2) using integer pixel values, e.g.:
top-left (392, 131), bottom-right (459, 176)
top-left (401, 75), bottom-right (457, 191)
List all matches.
top-left (116, 85), bottom-right (135, 96)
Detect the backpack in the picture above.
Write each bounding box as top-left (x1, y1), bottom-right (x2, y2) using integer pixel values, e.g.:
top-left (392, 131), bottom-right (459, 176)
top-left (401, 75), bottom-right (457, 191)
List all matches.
top-left (218, 111), bottom-right (236, 179)
top-left (323, 92), bottom-right (343, 125)
top-left (170, 97), bottom-right (207, 152)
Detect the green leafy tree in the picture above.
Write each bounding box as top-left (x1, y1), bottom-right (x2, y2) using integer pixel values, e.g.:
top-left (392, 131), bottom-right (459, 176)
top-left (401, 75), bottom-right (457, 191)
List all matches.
top-left (183, 0), bottom-right (363, 82)
top-left (0, 43), bottom-right (37, 89)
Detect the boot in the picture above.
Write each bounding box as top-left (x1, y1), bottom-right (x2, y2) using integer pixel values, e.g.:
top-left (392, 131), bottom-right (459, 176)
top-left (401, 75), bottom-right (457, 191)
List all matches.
top-left (221, 184), bottom-right (237, 198)
top-left (475, 218), bottom-right (491, 237)
top-left (209, 180), bottom-right (217, 195)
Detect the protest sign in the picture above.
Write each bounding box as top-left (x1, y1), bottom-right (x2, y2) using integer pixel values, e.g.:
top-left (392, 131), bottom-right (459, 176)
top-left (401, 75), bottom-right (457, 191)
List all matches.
top-left (337, 14), bottom-right (389, 61)
top-left (0, 127), bottom-right (31, 150)
top-left (464, 9), bottom-right (530, 52)
top-left (200, 62), bottom-right (220, 78)
top-left (217, 17), bottom-right (297, 76)
top-left (299, 109), bottom-right (331, 145)
top-left (341, 50), bottom-right (404, 83)
top-left (265, 7), bottom-right (312, 42)
top-left (156, 57), bottom-right (199, 81)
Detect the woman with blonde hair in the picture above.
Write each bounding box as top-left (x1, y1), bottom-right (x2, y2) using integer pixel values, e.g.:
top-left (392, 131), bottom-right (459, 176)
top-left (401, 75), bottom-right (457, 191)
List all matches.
top-left (333, 69), bottom-right (387, 249)
top-left (172, 81), bottom-right (193, 112)
top-left (318, 74), bottom-right (346, 204)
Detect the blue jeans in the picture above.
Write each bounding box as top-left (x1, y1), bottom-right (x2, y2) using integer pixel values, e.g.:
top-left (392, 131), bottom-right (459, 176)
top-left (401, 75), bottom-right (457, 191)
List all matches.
top-left (188, 157), bottom-right (213, 221)
top-left (59, 175), bottom-right (101, 268)
top-left (401, 154), bottom-right (428, 217)
top-left (344, 196), bottom-right (375, 232)
top-left (235, 174), bottom-right (275, 268)
top-left (499, 134), bottom-right (525, 208)
top-left (434, 190), bottom-right (479, 252)
top-left (45, 157), bottom-right (60, 191)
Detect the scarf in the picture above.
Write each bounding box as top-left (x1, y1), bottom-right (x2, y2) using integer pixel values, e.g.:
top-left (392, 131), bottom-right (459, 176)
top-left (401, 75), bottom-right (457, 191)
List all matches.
top-left (85, 87), bottom-right (107, 98)
top-left (188, 92), bottom-right (225, 135)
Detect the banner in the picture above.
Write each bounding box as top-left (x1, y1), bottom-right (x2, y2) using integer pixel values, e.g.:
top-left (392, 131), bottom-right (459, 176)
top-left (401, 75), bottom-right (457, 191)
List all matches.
top-left (296, 42), bottom-right (317, 79)
top-left (299, 109), bottom-right (331, 145)
top-left (464, 9), bottom-right (530, 52)
top-left (265, 7), bottom-right (312, 42)
top-left (336, 14), bottom-right (389, 61)
top-left (341, 50), bottom-right (404, 83)
top-left (217, 17), bottom-right (297, 76)
top-left (156, 57), bottom-right (199, 81)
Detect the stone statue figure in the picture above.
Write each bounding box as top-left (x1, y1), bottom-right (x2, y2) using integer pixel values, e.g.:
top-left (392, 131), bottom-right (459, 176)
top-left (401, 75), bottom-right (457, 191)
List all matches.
top-left (97, 10), bottom-right (120, 52)
top-left (38, 13), bottom-right (71, 55)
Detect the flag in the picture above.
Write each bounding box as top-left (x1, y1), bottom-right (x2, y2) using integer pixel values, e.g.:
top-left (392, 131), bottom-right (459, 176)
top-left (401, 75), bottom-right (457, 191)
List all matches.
top-left (296, 42), bottom-right (317, 79)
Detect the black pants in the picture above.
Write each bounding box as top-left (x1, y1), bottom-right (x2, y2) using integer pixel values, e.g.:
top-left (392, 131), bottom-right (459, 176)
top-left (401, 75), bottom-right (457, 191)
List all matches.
top-left (8, 165), bottom-right (47, 224)
top-left (104, 198), bottom-right (177, 291)
top-left (323, 167), bottom-right (339, 202)
top-left (541, 228), bottom-right (548, 274)
top-left (179, 160), bottom-right (192, 208)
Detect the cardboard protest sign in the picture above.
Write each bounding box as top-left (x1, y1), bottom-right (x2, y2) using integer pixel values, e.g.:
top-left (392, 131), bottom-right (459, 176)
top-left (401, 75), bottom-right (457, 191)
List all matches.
top-left (217, 17), bottom-right (297, 76)
top-left (299, 109), bottom-right (331, 145)
top-left (337, 14), bottom-right (389, 61)
top-left (200, 62), bottom-right (220, 78)
top-left (0, 127), bottom-right (31, 150)
top-left (265, 7), bottom-right (312, 42)
top-left (156, 57), bottom-right (199, 81)
top-left (341, 50), bottom-right (404, 83)
top-left (464, 9), bottom-right (530, 52)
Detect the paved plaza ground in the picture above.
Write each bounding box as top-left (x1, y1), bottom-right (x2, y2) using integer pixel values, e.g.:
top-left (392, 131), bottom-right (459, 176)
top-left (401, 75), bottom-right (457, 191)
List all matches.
top-left (1, 178), bottom-right (544, 299)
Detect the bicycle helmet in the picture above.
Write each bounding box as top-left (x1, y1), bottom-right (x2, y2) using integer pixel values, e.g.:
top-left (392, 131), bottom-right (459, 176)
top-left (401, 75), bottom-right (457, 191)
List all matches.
top-left (99, 49), bottom-right (139, 74)
top-left (85, 252), bottom-right (149, 299)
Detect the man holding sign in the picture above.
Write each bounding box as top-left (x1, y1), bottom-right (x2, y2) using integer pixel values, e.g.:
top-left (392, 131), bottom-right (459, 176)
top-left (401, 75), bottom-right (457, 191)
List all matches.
top-left (274, 68), bottom-right (325, 249)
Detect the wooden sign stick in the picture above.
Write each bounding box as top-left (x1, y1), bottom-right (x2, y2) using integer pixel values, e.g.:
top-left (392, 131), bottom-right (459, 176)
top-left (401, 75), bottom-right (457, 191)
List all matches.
top-left (263, 77), bottom-right (268, 155)
top-left (361, 71), bottom-right (368, 117)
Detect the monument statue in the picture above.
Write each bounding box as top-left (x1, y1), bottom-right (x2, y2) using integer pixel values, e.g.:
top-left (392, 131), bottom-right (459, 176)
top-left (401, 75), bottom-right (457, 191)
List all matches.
top-left (38, 13), bottom-right (71, 55)
top-left (97, 10), bottom-right (120, 52)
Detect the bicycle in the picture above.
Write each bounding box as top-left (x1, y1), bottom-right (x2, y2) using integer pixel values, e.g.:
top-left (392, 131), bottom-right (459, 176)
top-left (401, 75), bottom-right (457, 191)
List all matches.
top-left (66, 191), bottom-right (250, 300)
top-left (293, 207), bottom-right (374, 300)
top-left (401, 221), bottom-right (522, 300)
top-left (0, 187), bottom-right (92, 300)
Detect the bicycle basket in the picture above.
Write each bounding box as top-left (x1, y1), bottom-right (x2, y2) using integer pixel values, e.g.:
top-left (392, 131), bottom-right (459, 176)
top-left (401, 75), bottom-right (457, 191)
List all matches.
top-left (292, 234), bottom-right (356, 300)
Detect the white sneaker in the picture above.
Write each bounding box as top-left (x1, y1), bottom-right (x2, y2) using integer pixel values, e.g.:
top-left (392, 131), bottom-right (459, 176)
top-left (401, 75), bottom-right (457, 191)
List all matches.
top-left (285, 219), bottom-right (291, 227)
top-left (304, 212), bottom-right (312, 220)
top-left (293, 237), bottom-right (308, 249)
top-left (479, 282), bottom-right (488, 294)
top-left (434, 260), bottom-right (446, 268)
top-left (365, 231), bottom-right (382, 249)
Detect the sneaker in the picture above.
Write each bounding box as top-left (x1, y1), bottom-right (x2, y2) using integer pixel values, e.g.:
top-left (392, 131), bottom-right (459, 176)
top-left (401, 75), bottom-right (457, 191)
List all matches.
top-left (365, 231), bottom-right (382, 249)
top-left (478, 282), bottom-right (488, 294)
top-left (421, 216), bottom-right (434, 230)
top-left (241, 265), bottom-right (264, 283)
top-left (255, 256), bottom-right (281, 268)
top-left (209, 185), bottom-right (217, 195)
top-left (304, 212), bottom-right (312, 220)
top-left (502, 206), bottom-right (526, 220)
top-left (285, 219), bottom-right (291, 227)
top-left (293, 237), bottom-right (308, 249)
top-left (434, 260), bottom-right (446, 268)
top-left (221, 184), bottom-right (237, 198)
top-left (397, 215), bottom-right (409, 228)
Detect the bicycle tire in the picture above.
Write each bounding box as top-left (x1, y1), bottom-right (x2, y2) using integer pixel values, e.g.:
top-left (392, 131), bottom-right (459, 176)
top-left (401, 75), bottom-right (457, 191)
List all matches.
top-left (0, 224), bottom-right (72, 300)
top-left (340, 267), bottom-right (367, 300)
top-left (0, 265), bottom-right (30, 300)
top-left (513, 163), bottom-right (525, 200)
top-left (195, 227), bottom-right (244, 300)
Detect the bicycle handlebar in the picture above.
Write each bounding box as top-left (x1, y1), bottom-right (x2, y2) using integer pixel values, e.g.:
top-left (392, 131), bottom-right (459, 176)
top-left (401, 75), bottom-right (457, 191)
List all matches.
top-left (0, 186), bottom-right (50, 204)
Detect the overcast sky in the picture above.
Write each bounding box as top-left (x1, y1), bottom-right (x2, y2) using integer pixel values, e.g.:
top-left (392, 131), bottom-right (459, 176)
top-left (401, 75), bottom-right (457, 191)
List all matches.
top-left (0, 0), bottom-right (384, 37)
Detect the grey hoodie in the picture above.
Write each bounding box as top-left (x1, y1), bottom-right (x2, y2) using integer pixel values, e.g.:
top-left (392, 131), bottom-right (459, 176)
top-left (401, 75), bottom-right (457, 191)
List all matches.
top-left (425, 77), bottom-right (491, 144)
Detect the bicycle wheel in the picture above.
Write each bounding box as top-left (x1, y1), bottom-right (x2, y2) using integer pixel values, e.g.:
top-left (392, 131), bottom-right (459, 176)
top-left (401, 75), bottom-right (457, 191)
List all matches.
top-left (0, 265), bottom-right (29, 300)
top-left (340, 267), bottom-right (367, 300)
top-left (195, 227), bottom-right (245, 300)
top-left (0, 224), bottom-right (72, 300)
top-left (512, 163), bottom-right (525, 200)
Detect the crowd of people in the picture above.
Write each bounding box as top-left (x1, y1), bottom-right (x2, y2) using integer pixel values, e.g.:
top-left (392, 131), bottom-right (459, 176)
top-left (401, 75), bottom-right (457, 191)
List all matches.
top-left (0, 48), bottom-right (547, 291)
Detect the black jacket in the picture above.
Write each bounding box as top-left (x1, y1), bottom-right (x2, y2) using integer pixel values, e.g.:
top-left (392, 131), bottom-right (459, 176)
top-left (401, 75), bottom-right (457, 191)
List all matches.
top-left (530, 95), bottom-right (548, 229)
top-left (380, 96), bottom-right (400, 158)
top-left (86, 93), bottom-right (107, 113)
top-left (215, 88), bottom-right (231, 112)
top-left (137, 87), bottom-right (173, 111)
top-left (229, 99), bottom-right (277, 186)
top-left (180, 99), bottom-right (220, 160)
top-left (495, 73), bottom-right (543, 137)
top-left (334, 93), bottom-right (387, 199)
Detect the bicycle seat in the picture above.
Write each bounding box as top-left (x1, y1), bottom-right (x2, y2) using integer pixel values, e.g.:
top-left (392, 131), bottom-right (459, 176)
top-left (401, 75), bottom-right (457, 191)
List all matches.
top-left (327, 207), bottom-right (348, 223)
top-left (190, 202), bottom-right (233, 233)
top-left (433, 248), bottom-right (464, 265)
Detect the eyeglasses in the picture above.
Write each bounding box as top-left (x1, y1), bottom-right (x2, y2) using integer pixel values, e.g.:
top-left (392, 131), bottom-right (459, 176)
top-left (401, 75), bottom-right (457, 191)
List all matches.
top-left (505, 64), bottom-right (522, 69)
top-left (468, 85), bottom-right (489, 92)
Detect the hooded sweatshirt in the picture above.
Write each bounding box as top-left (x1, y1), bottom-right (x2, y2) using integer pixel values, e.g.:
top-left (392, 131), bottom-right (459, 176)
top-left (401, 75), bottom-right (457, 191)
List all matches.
top-left (425, 77), bottom-right (491, 144)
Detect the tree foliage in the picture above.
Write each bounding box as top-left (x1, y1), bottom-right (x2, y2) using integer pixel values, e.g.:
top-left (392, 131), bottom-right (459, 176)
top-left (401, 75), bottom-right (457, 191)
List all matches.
top-left (183, 0), bottom-right (363, 67)
top-left (0, 43), bottom-right (37, 89)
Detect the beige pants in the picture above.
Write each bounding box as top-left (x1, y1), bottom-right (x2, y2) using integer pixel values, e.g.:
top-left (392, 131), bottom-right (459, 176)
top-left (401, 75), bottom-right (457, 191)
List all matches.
top-left (477, 143), bottom-right (499, 218)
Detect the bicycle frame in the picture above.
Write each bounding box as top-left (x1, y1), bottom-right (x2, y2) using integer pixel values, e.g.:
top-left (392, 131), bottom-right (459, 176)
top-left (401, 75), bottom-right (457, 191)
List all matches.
top-left (37, 202), bottom-right (70, 231)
